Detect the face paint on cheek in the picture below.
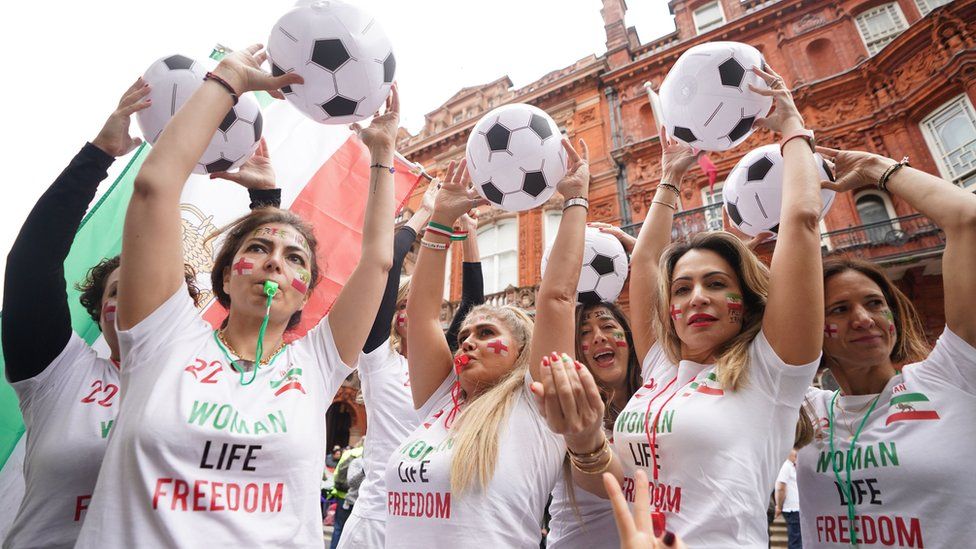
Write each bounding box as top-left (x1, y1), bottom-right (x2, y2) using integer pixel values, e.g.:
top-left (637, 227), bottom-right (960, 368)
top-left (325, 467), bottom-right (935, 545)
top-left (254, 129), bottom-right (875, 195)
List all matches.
top-left (232, 257), bottom-right (254, 276)
top-left (670, 304), bottom-right (683, 322)
top-left (486, 339), bottom-right (510, 356)
top-left (396, 312), bottom-right (408, 328)
top-left (882, 310), bottom-right (896, 335)
top-left (612, 330), bottom-right (628, 348)
top-left (726, 293), bottom-right (744, 324)
top-left (102, 303), bottom-right (117, 323)
top-left (581, 343), bottom-right (589, 352)
top-left (824, 323), bottom-right (840, 339)
top-left (290, 268), bottom-right (311, 294)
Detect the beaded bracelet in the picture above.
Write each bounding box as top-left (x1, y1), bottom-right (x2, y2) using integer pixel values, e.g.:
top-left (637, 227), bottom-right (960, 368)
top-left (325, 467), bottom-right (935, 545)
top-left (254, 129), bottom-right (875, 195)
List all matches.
top-left (204, 72), bottom-right (238, 105)
top-left (878, 156), bottom-right (910, 192)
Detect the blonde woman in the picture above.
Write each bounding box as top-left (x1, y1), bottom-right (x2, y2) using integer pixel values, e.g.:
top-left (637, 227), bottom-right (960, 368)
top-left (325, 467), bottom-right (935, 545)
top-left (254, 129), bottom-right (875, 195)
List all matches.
top-left (384, 139), bottom-right (589, 546)
top-left (537, 66), bottom-right (823, 547)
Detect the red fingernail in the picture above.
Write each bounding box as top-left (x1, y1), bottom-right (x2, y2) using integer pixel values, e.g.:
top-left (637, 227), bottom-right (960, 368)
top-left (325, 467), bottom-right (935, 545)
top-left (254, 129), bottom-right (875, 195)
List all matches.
top-left (550, 352), bottom-right (559, 361)
top-left (542, 356), bottom-right (550, 367)
top-left (575, 362), bottom-right (582, 371)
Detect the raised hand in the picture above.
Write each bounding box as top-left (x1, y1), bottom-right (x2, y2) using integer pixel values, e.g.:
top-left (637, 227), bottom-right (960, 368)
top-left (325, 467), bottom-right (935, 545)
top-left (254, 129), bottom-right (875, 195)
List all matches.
top-left (431, 159), bottom-right (488, 224)
top-left (351, 84), bottom-right (400, 154)
top-left (604, 470), bottom-right (685, 549)
top-left (588, 221), bottom-right (636, 254)
top-left (660, 128), bottom-right (698, 184)
top-left (816, 146), bottom-right (896, 193)
top-left (457, 209), bottom-right (480, 233)
top-left (556, 138), bottom-right (590, 199)
top-left (748, 65), bottom-right (804, 135)
top-left (209, 138), bottom-right (276, 190)
top-left (91, 77), bottom-right (152, 157)
top-left (530, 353), bottom-right (605, 449)
top-left (212, 44), bottom-right (303, 99)
top-left (745, 231), bottom-right (775, 252)
top-left (419, 175), bottom-right (439, 213)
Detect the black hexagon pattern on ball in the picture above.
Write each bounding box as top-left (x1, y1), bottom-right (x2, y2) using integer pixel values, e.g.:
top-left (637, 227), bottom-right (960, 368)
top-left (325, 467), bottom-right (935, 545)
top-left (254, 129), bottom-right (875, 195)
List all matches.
top-left (726, 115), bottom-right (756, 143)
top-left (768, 223), bottom-right (780, 234)
top-left (163, 54), bottom-right (194, 71)
top-left (672, 126), bottom-right (698, 143)
top-left (485, 124), bottom-right (511, 152)
top-left (726, 201), bottom-right (744, 226)
top-left (219, 109), bottom-right (238, 133)
top-left (205, 158), bottom-right (235, 174)
top-left (577, 291), bottom-right (602, 305)
top-left (383, 52), bottom-right (396, 84)
top-left (271, 63), bottom-right (294, 94)
top-left (746, 156), bottom-right (774, 181)
top-left (481, 182), bottom-right (505, 205)
top-left (522, 172), bottom-right (548, 197)
top-left (718, 57), bottom-right (746, 88)
top-left (321, 96), bottom-right (359, 117)
top-left (311, 39), bottom-right (351, 72)
top-left (528, 114), bottom-right (553, 140)
top-left (590, 254), bottom-right (615, 276)
top-left (253, 111), bottom-right (264, 142)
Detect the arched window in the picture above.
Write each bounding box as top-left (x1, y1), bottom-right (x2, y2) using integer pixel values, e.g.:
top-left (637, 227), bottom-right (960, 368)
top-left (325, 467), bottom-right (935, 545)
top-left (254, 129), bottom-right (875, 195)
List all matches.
top-left (477, 218), bottom-right (519, 294)
top-left (855, 191), bottom-right (897, 243)
top-left (920, 95), bottom-right (976, 188)
top-left (854, 3), bottom-right (908, 56)
top-left (805, 38), bottom-right (843, 81)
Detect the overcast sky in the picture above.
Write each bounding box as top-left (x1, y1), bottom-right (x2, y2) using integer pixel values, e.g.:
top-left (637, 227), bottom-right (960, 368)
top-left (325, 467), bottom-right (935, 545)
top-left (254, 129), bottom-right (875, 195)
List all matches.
top-left (0, 0), bottom-right (675, 293)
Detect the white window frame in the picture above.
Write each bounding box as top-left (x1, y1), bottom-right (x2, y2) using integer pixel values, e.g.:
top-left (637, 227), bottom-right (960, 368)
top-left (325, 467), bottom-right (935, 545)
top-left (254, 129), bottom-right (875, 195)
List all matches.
top-left (700, 184), bottom-right (725, 231)
top-left (854, 3), bottom-right (909, 56)
top-left (915, 0), bottom-right (953, 16)
top-left (920, 94), bottom-right (976, 190)
top-left (477, 218), bottom-right (519, 294)
top-left (693, 1), bottom-right (726, 35)
top-left (854, 189), bottom-right (901, 229)
top-left (543, 210), bottom-right (563, 252)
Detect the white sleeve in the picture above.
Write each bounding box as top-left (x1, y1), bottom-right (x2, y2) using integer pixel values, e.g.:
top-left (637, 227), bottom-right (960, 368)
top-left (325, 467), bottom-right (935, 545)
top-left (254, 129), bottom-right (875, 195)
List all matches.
top-left (296, 315), bottom-right (356, 397)
top-left (748, 330), bottom-right (820, 408)
top-left (11, 333), bottom-right (95, 412)
top-left (912, 326), bottom-right (976, 395)
top-left (117, 283), bottom-right (206, 373)
top-left (775, 461), bottom-right (790, 485)
top-left (641, 342), bottom-right (669, 382)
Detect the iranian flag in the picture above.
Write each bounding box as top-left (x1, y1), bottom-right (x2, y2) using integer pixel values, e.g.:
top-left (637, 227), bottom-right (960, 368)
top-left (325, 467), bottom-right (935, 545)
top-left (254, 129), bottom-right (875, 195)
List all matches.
top-left (0, 90), bottom-right (423, 534)
top-left (885, 392), bottom-right (941, 425)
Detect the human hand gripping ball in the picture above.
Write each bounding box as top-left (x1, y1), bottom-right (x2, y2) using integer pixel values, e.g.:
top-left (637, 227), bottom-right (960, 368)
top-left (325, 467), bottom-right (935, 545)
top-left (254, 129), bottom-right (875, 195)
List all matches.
top-left (659, 129), bottom-right (699, 185)
top-left (555, 139), bottom-right (590, 200)
top-left (748, 65), bottom-right (804, 135)
top-left (816, 146), bottom-right (898, 193)
top-left (604, 470), bottom-right (686, 549)
top-left (209, 138), bottom-right (276, 190)
top-left (350, 83), bottom-right (400, 155)
top-left (212, 43), bottom-right (304, 99)
top-left (587, 222), bottom-right (636, 254)
top-left (431, 160), bottom-right (489, 224)
top-left (530, 353), bottom-right (605, 449)
top-left (91, 77), bottom-right (153, 157)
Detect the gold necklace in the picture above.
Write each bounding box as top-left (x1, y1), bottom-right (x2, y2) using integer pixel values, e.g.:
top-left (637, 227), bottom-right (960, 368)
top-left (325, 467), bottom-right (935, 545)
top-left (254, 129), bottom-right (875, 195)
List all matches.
top-left (216, 329), bottom-right (286, 367)
top-left (835, 394), bottom-right (881, 441)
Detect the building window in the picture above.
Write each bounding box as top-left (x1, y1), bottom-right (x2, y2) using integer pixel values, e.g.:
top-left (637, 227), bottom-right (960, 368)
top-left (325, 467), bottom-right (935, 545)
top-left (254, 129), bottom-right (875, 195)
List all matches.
top-left (477, 219), bottom-right (519, 294)
top-left (452, 113), bottom-right (463, 123)
top-left (701, 185), bottom-right (724, 231)
top-left (920, 95), bottom-right (976, 189)
top-left (693, 1), bottom-right (726, 34)
top-left (915, 0), bottom-right (953, 16)
top-left (543, 210), bottom-right (563, 251)
top-left (855, 3), bottom-right (908, 56)
top-left (855, 190), bottom-right (898, 243)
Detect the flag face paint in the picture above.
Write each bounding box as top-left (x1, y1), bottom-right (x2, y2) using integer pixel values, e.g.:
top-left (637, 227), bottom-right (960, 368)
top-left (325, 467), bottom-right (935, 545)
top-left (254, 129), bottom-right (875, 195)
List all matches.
top-left (883, 310), bottom-right (896, 335)
top-left (396, 312), bottom-right (408, 328)
top-left (102, 303), bottom-right (117, 323)
top-left (486, 339), bottom-right (509, 356)
top-left (612, 330), bottom-right (628, 348)
top-left (824, 323), bottom-right (840, 338)
top-left (291, 268), bottom-right (311, 294)
top-left (581, 343), bottom-right (590, 352)
top-left (725, 293), bottom-right (743, 323)
top-left (252, 226), bottom-right (311, 253)
top-left (232, 257), bottom-right (254, 276)
top-left (583, 310), bottom-right (614, 322)
top-left (670, 304), bottom-right (683, 321)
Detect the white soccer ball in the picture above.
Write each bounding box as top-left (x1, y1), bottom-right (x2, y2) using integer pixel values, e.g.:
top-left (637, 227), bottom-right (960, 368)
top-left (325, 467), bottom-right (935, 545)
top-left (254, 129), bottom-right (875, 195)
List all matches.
top-left (541, 227), bottom-right (629, 304)
top-left (659, 41), bottom-right (772, 152)
top-left (137, 54), bottom-right (262, 174)
top-left (268, 0), bottom-right (395, 125)
top-left (465, 103), bottom-right (567, 212)
top-left (722, 144), bottom-right (836, 237)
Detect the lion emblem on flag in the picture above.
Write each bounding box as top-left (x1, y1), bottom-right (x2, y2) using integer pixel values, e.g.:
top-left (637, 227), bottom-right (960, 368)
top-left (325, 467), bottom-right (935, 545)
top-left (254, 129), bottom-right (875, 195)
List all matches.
top-left (180, 203), bottom-right (219, 307)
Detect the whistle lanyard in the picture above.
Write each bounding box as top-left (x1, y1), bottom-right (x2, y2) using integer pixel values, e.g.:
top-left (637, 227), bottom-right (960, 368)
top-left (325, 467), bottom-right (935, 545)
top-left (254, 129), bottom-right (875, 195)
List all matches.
top-left (827, 391), bottom-right (881, 547)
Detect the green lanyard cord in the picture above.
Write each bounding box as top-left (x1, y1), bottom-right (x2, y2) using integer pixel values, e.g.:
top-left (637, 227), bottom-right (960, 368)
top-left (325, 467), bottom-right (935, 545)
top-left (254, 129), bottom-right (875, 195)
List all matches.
top-left (827, 390), bottom-right (881, 547)
top-left (212, 281), bottom-right (281, 387)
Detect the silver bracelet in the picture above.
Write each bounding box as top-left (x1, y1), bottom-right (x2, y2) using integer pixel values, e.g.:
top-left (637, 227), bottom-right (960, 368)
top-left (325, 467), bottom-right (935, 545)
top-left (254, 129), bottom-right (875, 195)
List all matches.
top-left (563, 197), bottom-right (589, 211)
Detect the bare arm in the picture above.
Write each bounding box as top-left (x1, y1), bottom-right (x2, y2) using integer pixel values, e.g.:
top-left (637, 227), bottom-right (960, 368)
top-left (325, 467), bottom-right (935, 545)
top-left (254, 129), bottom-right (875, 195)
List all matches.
top-left (629, 134), bottom-right (698, 361)
top-left (754, 67), bottom-right (824, 365)
top-left (775, 482), bottom-right (786, 517)
top-left (118, 46), bottom-right (300, 330)
top-left (328, 88), bottom-right (400, 366)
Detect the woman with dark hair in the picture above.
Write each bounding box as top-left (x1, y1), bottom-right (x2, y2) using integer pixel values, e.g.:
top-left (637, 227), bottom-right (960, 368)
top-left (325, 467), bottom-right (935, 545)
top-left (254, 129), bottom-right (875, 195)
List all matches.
top-left (536, 65), bottom-right (824, 547)
top-left (74, 46), bottom-right (395, 548)
top-left (797, 147), bottom-right (976, 548)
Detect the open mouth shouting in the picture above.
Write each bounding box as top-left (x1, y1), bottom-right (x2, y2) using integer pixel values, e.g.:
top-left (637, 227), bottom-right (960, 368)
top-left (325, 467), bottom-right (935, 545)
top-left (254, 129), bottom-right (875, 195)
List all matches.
top-left (591, 347), bottom-right (617, 368)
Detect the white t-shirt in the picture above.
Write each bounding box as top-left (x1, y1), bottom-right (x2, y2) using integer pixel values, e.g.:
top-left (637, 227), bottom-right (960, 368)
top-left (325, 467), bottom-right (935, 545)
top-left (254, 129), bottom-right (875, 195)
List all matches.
top-left (74, 285), bottom-right (354, 548)
top-left (776, 460), bottom-right (799, 512)
top-left (798, 326), bottom-right (976, 549)
top-left (348, 341), bottom-right (420, 522)
top-left (384, 371), bottom-right (565, 548)
top-left (612, 333), bottom-right (818, 548)
top-left (545, 428), bottom-right (618, 549)
top-left (4, 334), bottom-right (120, 549)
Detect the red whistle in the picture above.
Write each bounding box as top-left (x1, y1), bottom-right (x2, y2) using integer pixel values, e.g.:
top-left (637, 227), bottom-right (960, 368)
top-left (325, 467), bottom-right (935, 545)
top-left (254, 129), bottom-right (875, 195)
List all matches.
top-left (453, 354), bottom-right (470, 374)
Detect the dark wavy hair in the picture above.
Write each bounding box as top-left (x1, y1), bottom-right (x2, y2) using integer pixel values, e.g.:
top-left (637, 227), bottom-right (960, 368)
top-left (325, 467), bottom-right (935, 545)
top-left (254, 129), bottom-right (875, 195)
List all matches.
top-left (207, 208), bottom-right (320, 330)
top-left (574, 301), bottom-right (642, 430)
top-left (77, 255), bottom-right (202, 326)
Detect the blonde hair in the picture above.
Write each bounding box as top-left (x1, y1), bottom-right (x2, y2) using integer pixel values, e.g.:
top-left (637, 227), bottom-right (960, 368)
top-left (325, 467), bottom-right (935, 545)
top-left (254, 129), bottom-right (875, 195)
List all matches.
top-left (449, 304), bottom-right (534, 494)
top-left (389, 277), bottom-right (412, 353)
top-left (655, 232), bottom-right (769, 391)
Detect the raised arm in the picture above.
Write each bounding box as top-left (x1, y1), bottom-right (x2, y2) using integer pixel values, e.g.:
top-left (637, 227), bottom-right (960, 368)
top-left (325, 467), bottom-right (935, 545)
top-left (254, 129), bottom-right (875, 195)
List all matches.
top-left (446, 211), bottom-right (485, 352)
top-left (629, 134), bottom-right (698, 360)
top-left (753, 66), bottom-right (824, 365)
top-left (405, 161), bottom-right (484, 408)
top-left (117, 45), bottom-right (300, 330)
top-left (210, 138), bottom-right (282, 210)
top-left (819, 147), bottom-right (976, 347)
top-left (328, 87), bottom-right (400, 366)
top-left (3, 79), bottom-right (149, 380)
